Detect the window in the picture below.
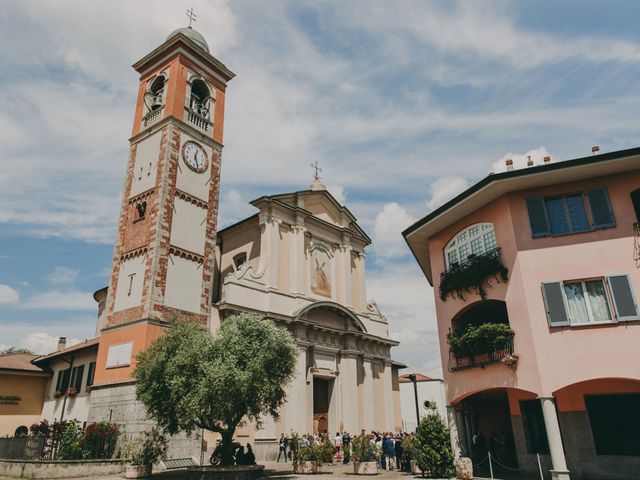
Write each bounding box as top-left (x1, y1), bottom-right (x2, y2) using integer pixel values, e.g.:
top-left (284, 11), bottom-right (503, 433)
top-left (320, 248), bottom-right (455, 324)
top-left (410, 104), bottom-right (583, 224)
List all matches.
top-left (445, 223), bottom-right (497, 268)
top-left (542, 274), bottom-right (639, 327)
top-left (86, 362), bottom-right (96, 387)
top-left (520, 399), bottom-right (550, 454)
top-left (55, 368), bottom-right (71, 393)
top-left (190, 79), bottom-right (211, 118)
top-left (106, 342), bottom-right (133, 368)
top-left (144, 75), bottom-right (165, 112)
top-left (526, 187), bottom-right (615, 237)
top-left (70, 365), bottom-right (84, 392)
top-left (586, 394), bottom-right (640, 455)
top-left (631, 188), bottom-right (640, 224)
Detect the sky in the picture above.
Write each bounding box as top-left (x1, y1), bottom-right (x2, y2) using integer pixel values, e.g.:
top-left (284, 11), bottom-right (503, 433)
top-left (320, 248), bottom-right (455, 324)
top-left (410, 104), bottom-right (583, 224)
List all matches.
top-left (1, 1), bottom-right (640, 376)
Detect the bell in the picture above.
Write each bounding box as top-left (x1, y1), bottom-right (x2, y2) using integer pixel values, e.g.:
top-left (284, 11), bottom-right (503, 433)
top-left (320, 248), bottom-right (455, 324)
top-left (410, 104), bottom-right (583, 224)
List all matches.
top-left (150, 93), bottom-right (163, 111)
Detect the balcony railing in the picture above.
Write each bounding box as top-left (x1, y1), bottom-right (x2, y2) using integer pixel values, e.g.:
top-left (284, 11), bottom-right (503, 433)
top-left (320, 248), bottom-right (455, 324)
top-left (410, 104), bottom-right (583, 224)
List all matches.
top-left (449, 339), bottom-right (516, 372)
top-left (142, 107), bottom-right (162, 127)
top-left (185, 107), bottom-right (213, 132)
top-left (439, 247), bottom-right (508, 301)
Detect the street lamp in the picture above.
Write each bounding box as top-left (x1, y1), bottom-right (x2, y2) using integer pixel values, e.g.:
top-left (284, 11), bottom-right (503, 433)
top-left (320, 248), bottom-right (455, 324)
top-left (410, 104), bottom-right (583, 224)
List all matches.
top-left (407, 374), bottom-right (420, 430)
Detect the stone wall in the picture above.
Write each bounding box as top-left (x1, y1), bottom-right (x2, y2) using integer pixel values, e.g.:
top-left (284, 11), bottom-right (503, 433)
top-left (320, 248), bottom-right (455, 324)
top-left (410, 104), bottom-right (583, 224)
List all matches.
top-left (0, 459), bottom-right (123, 479)
top-left (87, 382), bottom-right (201, 461)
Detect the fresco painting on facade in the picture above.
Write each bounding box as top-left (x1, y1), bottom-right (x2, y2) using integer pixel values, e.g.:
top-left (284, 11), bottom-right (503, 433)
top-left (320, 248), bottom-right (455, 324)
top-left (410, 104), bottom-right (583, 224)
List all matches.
top-left (404, 149), bottom-right (640, 480)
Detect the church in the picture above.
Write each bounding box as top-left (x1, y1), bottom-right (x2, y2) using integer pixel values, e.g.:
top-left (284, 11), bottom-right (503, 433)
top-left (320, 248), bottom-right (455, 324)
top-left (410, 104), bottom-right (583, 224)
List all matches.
top-left (73, 25), bottom-right (405, 460)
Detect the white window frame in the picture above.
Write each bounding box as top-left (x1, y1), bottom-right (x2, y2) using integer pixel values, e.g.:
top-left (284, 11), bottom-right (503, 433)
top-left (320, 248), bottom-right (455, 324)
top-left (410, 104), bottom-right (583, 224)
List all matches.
top-left (562, 277), bottom-right (616, 326)
top-left (444, 222), bottom-right (497, 269)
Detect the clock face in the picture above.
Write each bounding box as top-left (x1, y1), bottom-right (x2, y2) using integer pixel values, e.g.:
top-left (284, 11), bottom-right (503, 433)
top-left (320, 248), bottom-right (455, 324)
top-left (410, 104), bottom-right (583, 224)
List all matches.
top-left (181, 141), bottom-right (208, 173)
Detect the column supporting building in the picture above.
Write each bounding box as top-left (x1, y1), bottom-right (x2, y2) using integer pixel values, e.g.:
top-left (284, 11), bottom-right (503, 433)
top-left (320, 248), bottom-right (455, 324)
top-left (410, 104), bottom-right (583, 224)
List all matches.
top-left (539, 397), bottom-right (570, 480)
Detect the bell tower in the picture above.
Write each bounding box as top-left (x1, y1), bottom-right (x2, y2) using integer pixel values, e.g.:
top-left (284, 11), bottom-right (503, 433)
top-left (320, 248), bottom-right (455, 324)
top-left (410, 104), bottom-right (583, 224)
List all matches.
top-left (91, 27), bottom-right (234, 391)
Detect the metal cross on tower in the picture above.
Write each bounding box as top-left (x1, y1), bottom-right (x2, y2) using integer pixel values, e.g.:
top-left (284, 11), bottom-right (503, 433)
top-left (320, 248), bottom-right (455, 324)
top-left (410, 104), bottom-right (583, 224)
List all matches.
top-left (186, 7), bottom-right (197, 28)
top-left (310, 161), bottom-right (322, 181)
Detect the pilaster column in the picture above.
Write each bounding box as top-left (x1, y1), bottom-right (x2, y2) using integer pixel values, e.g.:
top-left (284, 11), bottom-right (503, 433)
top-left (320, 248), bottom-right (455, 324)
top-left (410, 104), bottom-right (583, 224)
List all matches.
top-left (284, 345), bottom-right (308, 435)
top-left (362, 358), bottom-right (374, 431)
top-left (289, 225), bottom-right (306, 295)
top-left (383, 361), bottom-right (395, 431)
top-left (339, 353), bottom-right (358, 433)
top-left (539, 397), bottom-right (570, 480)
top-left (260, 215), bottom-right (281, 290)
top-left (356, 252), bottom-right (366, 311)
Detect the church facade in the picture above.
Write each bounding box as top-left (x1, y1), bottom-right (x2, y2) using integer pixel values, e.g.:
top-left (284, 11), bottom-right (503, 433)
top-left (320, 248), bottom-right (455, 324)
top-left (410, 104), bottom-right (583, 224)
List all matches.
top-left (82, 26), bottom-right (403, 461)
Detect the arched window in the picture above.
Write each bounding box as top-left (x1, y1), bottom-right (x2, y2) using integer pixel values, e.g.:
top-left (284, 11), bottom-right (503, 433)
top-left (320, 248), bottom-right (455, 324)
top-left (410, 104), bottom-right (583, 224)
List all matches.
top-left (445, 223), bottom-right (497, 268)
top-left (144, 75), bottom-right (165, 112)
top-left (190, 79), bottom-right (211, 119)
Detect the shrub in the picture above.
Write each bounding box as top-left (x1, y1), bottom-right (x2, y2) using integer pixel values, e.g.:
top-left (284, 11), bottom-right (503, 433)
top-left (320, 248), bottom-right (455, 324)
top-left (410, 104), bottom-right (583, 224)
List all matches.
top-left (351, 435), bottom-right (377, 462)
top-left (439, 249), bottom-right (508, 301)
top-left (297, 437), bottom-right (325, 466)
top-left (81, 422), bottom-right (120, 459)
top-left (414, 405), bottom-right (454, 478)
top-left (123, 427), bottom-right (168, 466)
top-left (320, 436), bottom-right (336, 464)
top-left (56, 420), bottom-right (84, 460)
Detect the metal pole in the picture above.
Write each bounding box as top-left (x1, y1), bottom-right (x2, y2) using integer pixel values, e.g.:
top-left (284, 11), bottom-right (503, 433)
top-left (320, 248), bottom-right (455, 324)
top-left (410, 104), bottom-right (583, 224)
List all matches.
top-left (488, 451), bottom-right (494, 479)
top-left (408, 374), bottom-right (420, 430)
top-left (537, 453), bottom-right (544, 480)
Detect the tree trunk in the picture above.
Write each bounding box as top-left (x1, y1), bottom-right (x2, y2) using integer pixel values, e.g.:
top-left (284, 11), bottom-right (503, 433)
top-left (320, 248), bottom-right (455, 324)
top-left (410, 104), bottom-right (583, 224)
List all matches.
top-left (221, 428), bottom-right (236, 466)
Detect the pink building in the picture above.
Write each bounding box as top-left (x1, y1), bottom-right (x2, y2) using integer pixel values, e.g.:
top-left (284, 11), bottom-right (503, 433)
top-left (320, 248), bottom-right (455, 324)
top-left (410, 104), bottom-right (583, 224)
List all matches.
top-left (404, 148), bottom-right (640, 480)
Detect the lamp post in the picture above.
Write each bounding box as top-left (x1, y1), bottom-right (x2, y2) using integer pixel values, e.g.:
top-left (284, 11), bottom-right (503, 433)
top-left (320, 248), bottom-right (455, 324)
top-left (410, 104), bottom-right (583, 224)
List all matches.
top-left (407, 374), bottom-right (420, 430)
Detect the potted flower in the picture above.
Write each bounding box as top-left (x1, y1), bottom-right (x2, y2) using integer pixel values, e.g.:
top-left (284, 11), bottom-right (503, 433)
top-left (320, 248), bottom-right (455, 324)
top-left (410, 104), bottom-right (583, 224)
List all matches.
top-left (351, 435), bottom-right (378, 475)
top-left (53, 390), bottom-right (64, 398)
top-left (123, 427), bottom-right (168, 479)
top-left (401, 434), bottom-right (421, 474)
top-left (294, 436), bottom-right (323, 474)
top-left (65, 387), bottom-right (78, 397)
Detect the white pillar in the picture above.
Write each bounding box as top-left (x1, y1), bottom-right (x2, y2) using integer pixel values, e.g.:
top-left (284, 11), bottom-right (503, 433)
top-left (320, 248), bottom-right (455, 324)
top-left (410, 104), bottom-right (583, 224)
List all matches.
top-left (339, 354), bottom-right (358, 433)
top-left (264, 216), bottom-right (281, 290)
top-left (289, 225), bottom-right (306, 295)
top-left (284, 346), bottom-right (308, 435)
top-left (383, 362), bottom-right (395, 431)
top-left (447, 407), bottom-right (462, 459)
top-left (337, 243), bottom-right (352, 307)
top-left (362, 358), bottom-right (374, 431)
top-left (539, 397), bottom-right (570, 480)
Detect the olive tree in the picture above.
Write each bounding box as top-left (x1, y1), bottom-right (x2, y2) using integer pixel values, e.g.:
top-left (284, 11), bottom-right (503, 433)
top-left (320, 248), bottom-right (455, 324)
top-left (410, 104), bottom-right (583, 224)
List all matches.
top-left (134, 313), bottom-right (298, 465)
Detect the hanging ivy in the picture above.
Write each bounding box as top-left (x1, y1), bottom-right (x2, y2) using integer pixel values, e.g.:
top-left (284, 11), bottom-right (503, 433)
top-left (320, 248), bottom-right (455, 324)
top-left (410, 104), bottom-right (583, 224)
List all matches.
top-left (439, 248), bottom-right (509, 301)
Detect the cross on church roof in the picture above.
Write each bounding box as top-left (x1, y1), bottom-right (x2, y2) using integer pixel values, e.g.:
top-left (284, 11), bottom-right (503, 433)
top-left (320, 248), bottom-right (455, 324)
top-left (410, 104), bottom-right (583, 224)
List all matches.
top-left (186, 7), bottom-right (197, 28)
top-left (311, 161), bottom-right (322, 181)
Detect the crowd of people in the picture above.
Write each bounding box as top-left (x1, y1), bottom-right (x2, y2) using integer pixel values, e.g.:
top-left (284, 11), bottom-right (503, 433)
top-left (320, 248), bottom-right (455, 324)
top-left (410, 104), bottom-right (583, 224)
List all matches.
top-left (276, 430), bottom-right (418, 471)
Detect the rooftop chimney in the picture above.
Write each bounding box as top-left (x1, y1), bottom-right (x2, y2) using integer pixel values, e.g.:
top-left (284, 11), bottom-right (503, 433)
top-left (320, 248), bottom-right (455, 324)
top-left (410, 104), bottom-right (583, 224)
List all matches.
top-left (527, 155), bottom-right (534, 167)
top-left (505, 159), bottom-right (514, 172)
top-left (57, 337), bottom-right (67, 351)
top-left (543, 156), bottom-right (551, 164)
top-left (592, 145), bottom-right (600, 155)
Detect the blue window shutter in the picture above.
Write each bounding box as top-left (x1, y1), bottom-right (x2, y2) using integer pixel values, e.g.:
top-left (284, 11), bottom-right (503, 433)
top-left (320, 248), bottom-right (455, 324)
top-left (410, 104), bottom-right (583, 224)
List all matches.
top-left (607, 275), bottom-right (639, 321)
top-left (541, 282), bottom-right (570, 327)
top-left (586, 187), bottom-right (616, 228)
top-left (526, 197), bottom-right (551, 238)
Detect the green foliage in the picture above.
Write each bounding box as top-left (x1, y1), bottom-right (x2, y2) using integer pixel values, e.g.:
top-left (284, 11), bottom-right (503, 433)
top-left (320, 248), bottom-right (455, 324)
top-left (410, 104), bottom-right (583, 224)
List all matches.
top-left (56, 420), bottom-right (84, 460)
top-left (81, 422), bottom-right (120, 459)
top-left (447, 322), bottom-right (514, 358)
top-left (350, 435), bottom-right (377, 462)
top-left (414, 405), bottom-right (454, 478)
top-left (401, 434), bottom-right (417, 458)
top-left (134, 313), bottom-right (298, 465)
top-left (320, 436), bottom-right (336, 464)
top-left (297, 437), bottom-right (325, 466)
top-left (439, 249), bottom-right (508, 301)
top-left (123, 427), bottom-right (168, 466)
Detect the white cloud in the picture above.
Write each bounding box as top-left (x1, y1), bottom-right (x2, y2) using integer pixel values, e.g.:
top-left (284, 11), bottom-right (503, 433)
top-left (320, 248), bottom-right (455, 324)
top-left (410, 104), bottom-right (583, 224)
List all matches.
top-left (491, 146), bottom-right (552, 173)
top-left (45, 267), bottom-right (79, 285)
top-left (427, 176), bottom-right (470, 212)
top-left (0, 285), bottom-right (20, 305)
top-left (20, 332), bottom-right (81, 355)
top-left (326, 185), bottom-right (346, 205)
top-left (372, 203), bottom-right (416, 260)
top-left (20, 291), bottom-right (96, 311)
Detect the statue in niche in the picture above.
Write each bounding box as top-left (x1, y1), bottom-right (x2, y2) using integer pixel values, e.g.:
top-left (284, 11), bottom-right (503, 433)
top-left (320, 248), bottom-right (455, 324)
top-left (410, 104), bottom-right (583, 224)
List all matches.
top-left (311, 250), bottom-right (331, 297)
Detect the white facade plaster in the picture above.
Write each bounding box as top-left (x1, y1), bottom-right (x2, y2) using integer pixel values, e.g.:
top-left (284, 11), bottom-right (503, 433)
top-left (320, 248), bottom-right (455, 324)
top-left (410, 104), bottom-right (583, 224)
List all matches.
top-left (129, 131), bottom-right (162, 198)
top-left (175, 133), bottom-right (213, 202)
top-left (113, 255), bottom-right (146, 313)
top-left (400, 379), bottom-right (446, 430)
top-left (164, 256), bottom-right (202, 313)
top-left (170, 197), bottom-right (207, 255)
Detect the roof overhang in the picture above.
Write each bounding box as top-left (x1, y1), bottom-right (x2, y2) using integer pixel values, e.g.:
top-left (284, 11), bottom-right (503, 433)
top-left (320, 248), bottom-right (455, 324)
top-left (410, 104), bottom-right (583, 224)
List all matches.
top-left (403, 147), bottom-right (640, 284)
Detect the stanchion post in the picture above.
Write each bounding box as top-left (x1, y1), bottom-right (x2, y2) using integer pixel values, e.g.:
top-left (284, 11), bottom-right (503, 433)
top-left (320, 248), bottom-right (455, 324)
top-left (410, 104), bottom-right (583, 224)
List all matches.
top-left (488, 451), bottom-right (494, 479)
top-left (537, 453), bottom-right (544, 480)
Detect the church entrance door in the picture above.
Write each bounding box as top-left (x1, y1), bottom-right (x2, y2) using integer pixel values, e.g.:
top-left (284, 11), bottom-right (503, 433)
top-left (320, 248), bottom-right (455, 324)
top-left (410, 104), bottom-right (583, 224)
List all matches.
top-left (313, 377), bottom-right (331, 435)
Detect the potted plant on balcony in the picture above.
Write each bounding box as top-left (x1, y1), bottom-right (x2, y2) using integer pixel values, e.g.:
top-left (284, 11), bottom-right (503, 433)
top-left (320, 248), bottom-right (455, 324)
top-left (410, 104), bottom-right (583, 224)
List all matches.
top-left (65, 387), bottom-right (78, 397)
top-left (294, 436), bottom-right (323, 474)
top-left (351, 435), bottom-right (378, 475)
top-left (123, 427), bottom-right (168, 479)
top-left (448, 322), bottom-right (515, 369)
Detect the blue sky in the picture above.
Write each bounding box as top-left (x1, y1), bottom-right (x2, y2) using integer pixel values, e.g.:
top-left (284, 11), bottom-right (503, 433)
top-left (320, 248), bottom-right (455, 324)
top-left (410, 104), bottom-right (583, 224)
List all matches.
top-left (1, 0), bottom-right (639, 375)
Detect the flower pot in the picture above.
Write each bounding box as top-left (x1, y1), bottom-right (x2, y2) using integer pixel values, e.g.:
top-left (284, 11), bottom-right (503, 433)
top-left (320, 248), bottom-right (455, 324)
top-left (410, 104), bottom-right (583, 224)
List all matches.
top-left (473, 353), bottom-right (489, 363)
top-left (410, 460), bottom-right (421, 475)
top-left (353, 461), bottom-right (378, 475)
top-left (294, 460), bottom-right (318, 474)
top-left (125, 464), bottom-right (152, 479)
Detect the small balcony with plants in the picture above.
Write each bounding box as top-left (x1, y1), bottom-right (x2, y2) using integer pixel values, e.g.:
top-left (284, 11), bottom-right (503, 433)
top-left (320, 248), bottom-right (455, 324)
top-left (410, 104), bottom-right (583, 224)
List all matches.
top-left (446, 300), bottom-right (517, 372)
top-left (439, 247), bottom-right (509, 301)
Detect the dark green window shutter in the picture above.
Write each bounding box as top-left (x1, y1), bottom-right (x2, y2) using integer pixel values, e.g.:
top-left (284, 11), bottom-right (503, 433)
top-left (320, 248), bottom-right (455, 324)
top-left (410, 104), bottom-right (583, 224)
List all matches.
top-left (73, 365), bottom-right (85, 391)
top-left (586, 187), bottom-right (615, 228)
top-left (541, 282), bottom-right (570, 326)
top-left (607, 275), bottom-right (639, 321)
top-left (86, 362), bottom-right (96, 387)
top-left (61, 368), bottom-right (71, 391)
top-left (526, 197), bottom-right (551, 237)
top-left (55, 371), bottom-right (63, 392)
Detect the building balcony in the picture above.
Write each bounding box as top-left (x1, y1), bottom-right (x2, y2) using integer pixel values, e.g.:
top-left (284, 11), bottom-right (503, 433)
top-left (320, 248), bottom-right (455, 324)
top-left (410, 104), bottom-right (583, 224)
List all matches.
top-left (439, 247), bottom-right (508, 301)
top-left (184, 107), bottom-right (213, 133)
top-left (449, 338), bottom-right (516, 372)
top-left (142, 106), bottom-right (163, 128)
